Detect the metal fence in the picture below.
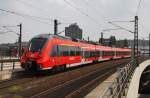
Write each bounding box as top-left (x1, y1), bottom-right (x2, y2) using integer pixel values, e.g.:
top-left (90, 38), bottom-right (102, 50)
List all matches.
top-left (0, 47), bottom-right (19, 59)
top-left (0, 47), bottom-right (21, 71)
top-left (0, 59), bottom-right (20, 71)
top-left (100, 59), bottom-right (137, 98)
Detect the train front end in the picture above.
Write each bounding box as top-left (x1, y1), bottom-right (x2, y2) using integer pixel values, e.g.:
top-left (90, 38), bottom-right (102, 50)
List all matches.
top-left (20, 35), bottom-right (50, 71)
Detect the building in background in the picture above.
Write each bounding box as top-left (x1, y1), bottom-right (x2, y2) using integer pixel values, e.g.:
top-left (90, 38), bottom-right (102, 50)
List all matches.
top-left (99, 38), bottom-right (111, 46)
top-left (99, 36), bottom-right (116, 47)
top-left (65, 23), bottom-right (82, 40)
top-left (128, 39), bottom-right (149, 54)
top-left (99, 36), bottom-right (149, 54)
top-left (0, 42), bottom-right (28, 57)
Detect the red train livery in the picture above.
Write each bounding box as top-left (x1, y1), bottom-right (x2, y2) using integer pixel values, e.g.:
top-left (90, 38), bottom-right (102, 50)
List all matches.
top-left (20, 34), bottom-right (131, 71)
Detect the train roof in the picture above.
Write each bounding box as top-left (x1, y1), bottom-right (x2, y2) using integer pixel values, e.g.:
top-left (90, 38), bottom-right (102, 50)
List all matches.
top-left (33, 34), bottom-right (132, 51)
top-left (34, 34), bottom-right (100, 44)
top-left (33, 34), bottom-right (72, 40)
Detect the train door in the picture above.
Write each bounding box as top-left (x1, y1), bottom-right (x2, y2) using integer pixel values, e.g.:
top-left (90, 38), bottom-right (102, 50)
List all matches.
top-left (81, 48), bottom-right (85, 63)
top-left (51, 45), bottom-right (61, 67)
top-left (56, 45), bottom-right (62, 66)
top-left (100, 51), bottom-right (103, 59)
top-left (99, 51), bottom-right (103, 60)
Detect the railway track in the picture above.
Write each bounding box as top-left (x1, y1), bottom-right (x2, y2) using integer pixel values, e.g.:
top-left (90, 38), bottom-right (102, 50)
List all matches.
top-left (0, 58), bottom-right (130, 98)
top-left (0, 71), bottom-right (43, 89)
top-left (30, 61), bottom-right (128, 98)
top-left (0, 67), bottom-right (70, 90)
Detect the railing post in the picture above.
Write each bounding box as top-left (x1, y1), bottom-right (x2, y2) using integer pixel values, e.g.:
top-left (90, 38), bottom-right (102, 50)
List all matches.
top-left (116, 77), bottom-right (120, 92)
top-left (118, 93), bottom-right (122, 98)
top-left (99, 58), bottom-right (148, 98)
top-left (109, 87), bottom-right (113, 96)
top-left (122, 87), bottom-right (126, 96)
top-left (1, 61), bottom-right (3, 71)
top-left (13, 61), bottom-right (15, 70)
top-left (109, 87), bottom-right (114, 98)
top-left (110, 95), bottom-right (114, 98)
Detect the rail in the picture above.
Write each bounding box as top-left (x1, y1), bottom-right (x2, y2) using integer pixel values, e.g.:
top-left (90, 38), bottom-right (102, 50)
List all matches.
top-left (100, 59), bottom-right (137, 98)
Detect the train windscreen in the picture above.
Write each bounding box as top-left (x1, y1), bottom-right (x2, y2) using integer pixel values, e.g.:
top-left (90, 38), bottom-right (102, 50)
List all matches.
top-left (29, 38), bottom-right (47, 52)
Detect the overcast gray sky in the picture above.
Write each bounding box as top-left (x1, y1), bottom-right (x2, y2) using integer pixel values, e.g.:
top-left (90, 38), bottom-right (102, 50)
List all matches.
top-left (0, 0), bottom-right (149, 43)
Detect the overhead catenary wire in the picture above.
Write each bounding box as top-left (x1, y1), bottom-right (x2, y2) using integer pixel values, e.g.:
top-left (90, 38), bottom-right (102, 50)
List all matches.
top-left (72, 0), bottom-right (134, 33)
top-left (76, 0), bottom-right (109, 23)
top-left (2, 26), bottom-right (19, 35)
top-left (0, 8), bottom-right (53, 25)
top-left (110, 20), bottom-right (134, 23)
top-left (108, 21), bottom-right (134, 33)
top-left (102, 28), bottom-right (122, 32)
top-left (0, 31), bottom-right (16, 35)
top-left (0, 26), bottom-right (18, 35)
top-left (139, 23), bottom-right (148, 33)
top-left (15, 0), bottom-right (75, 25)
top-left (136, 0), bottom-right (142, 16)
top-left (138, 23), bottom-right (149, 40)
top-left (79, 0), bottom-right (142, 35)
top-left (0, 25), bottom-right (18, 28)
top-left (0, 8), bottom-right (52, 21)
top-left (63, 0), bottom-right (101, 27)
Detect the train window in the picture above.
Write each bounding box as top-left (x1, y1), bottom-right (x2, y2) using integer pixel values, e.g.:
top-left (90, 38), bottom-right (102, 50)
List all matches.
top-left (76, 47), bottom-right (81, 56)
top-left (102, 51), bottom-right (114, 56)
top-left (29, 38), bottom-right (47, 52)
top-left (81, 50), bottom-right (84, 57)
top-left (91, 51), bottom-right (96, 57)
top-left (63, 51), bottom-right (68, 56)
top-left (95, 51), bottom-right (99, 57)
top-left (76, 51), bottom-right (80, 56)
top-left (103, 51), bottom-right (106, 56)
top-left (110, 51), bottom-right (114, 56)
top-left (100, 51), bottom-right (102, 56)
top-left (99, 51), bottom-right (101, 57)
top-left (88, 51), bottom-right (90, 58)
top-left (90, 51), bottom-right (92, 57)
top-left (83, 51), bottom-right (88, 58)
top-left (116, 51), bottom-right (121, 56)
top-left (86, 51), bottom-right (88, 57)
top-left (51, 45), bottom-right (82, 57)
top-left (83, 51), bottom-right (87, 57)
top-left (58, 45), bottom-right (69, 56)
top-left (62, 46), bottom-right (69, 56)
top-left (70, 46), bottom-right (76, 56)
top-left (101, 51), bottom-right (104, 56)
top-left (74, 47), bottom-right (77, 56)
top-left (51, 45), bottom-right (58, 56)
top-left (54, 45), bottom-right (62, 56)
top-left (92, 51), bottom-right (95, 57)
top-left (82, 51), bottom-right (97, 58)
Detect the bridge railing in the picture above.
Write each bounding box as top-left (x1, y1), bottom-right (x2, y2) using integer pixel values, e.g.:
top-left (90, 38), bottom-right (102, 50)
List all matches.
top-left (0, 59), bottom-right (20, 71)
top-left (100, 59), bottom-right (137, 98)
top-left (0, 49), bottom-right (21, 71)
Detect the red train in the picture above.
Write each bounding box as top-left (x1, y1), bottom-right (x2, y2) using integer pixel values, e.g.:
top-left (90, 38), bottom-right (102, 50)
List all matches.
top-left (20, 34), bottom-right (131, 71)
